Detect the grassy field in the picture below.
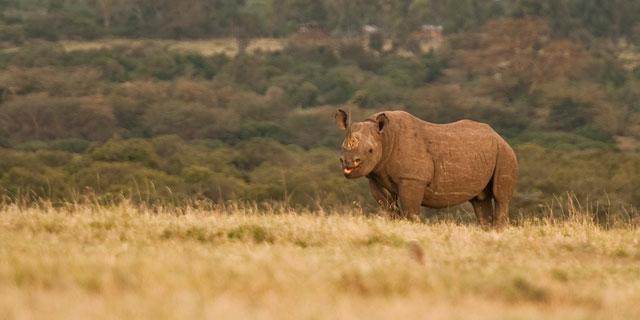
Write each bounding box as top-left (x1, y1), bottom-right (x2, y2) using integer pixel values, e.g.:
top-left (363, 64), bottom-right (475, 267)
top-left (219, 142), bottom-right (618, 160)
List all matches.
top-left (0, 203), bottom-right (639, 319)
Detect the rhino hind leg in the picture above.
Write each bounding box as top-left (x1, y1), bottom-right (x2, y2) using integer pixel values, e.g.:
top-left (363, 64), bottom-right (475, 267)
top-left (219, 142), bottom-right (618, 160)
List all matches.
top-left (491, 141), bottom-right (518, 228)
top-left (470, 196), bottom-right (493, 227)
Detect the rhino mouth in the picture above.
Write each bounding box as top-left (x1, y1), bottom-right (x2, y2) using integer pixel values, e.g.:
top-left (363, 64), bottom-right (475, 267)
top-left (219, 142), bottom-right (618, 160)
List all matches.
top-left (343, 164), bottom-right (360, 175)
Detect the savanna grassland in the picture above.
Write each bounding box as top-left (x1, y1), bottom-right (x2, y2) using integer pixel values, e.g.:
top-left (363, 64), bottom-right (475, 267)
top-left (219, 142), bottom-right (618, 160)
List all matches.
top-left (1, 203), bottom-right (639, 320)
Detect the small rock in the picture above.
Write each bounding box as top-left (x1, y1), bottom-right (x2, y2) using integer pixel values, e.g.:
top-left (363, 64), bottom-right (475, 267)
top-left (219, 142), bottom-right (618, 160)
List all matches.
top-left (408, 240), bottom-right (426, 266)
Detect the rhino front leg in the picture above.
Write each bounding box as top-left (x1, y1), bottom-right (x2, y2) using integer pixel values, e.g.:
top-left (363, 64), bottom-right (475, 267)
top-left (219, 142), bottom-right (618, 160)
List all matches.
top-left (398, 179), bottom-right (426, 222)
top-left (368, 179), bottom-right (398, 212)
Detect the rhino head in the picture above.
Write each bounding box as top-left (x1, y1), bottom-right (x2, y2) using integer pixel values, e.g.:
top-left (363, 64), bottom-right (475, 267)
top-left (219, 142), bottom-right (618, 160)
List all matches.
top-left (335, 109), bottom-right (388, 178)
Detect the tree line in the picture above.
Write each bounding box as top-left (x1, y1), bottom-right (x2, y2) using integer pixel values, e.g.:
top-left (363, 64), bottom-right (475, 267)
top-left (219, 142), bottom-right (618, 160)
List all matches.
top-left (1, 0), bottom-right (640, 42)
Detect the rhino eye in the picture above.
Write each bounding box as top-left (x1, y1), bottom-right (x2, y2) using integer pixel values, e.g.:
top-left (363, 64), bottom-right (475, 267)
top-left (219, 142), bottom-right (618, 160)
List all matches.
top-left (368, 148), bottom-right (373, 154)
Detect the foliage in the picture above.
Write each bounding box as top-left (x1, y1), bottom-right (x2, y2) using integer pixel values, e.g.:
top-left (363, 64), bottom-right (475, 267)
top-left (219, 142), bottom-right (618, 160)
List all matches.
top-left (1, 12), bottom-right (640, 212)
top-left (2, 1), bottom-right (639, 41)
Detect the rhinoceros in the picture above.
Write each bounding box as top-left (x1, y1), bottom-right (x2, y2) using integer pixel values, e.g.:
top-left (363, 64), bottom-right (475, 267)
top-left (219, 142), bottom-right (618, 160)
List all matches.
top-left (335, 109), bottom-right (518, 227)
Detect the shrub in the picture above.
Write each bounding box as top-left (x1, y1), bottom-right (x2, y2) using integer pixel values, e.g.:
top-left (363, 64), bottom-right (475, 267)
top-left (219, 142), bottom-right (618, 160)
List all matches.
top-left (0, 94), bottom-right (117, 142)
top-left (380, 56), bottom-right (423, 87)
top-left (0, 24), bottom-right (26, 44)
top-left (232, 138), bottom-right (294, 171)
top-left (90, 138), bottom-right (159, 168)
top-left (5, 42), bottom-right (66, 67)
top-left (514, 144), bottom-right (640, 213)
top-left (182, 165), bottom-right (246, 200)
top-left (221, 54), bottom-right (270, 92)
top-left (473, 104), bottom-right (530, 139)
top-left (178, 53), bottom-right (229, 79)
top-left (74, 162), bottom-right (183, 201)
top-left (368, 32), bottom-right (384, 52)
top-left (0, 166), bottom-right (68, 200)
top-left (284, 107), bottom-right (343, 148)
top-left (147, 135), bottom-right (190, 175)
top-left (58, 44), bottom-right (229, 82)
top-left (170, 79), bottom-right (220, 105)
top-left (512, 130), bottom-right (614, 150)
top-left (338, 41), bottom-right (381, 71)
top-left (134, 50), bottom-right (183, 80)
top-left (0, 66), bottom-right (103, 97)
top-left (34, 150), bottom-right (74, 167)
top-left (23, 12), bottom-right (105, 40)
top-left (284, 44), bottom-right (338, 68)
top-left (49, 138), bottom-right (91, 153)
top-left (230, 121), bottom-right (292, 144)
top-left (13, 140), bottom-right (49, 151)
top-left (290, 81), bottom-right (319, 107)
top-left (408, 84), bottom-right (471, 123)
top-left (421, 51), bottom-right (448, 83)
top-left (108, 80), bottom-right (170, 104)
top-left (349, 77), bottom-right (404, 109)
top-left (95, 56), bottom-right (129, 82)
top-left (142, 101), bottom-right (239, 140)
top-left (574, 126), bottom-right (614, 144)
top-left (0, 136), bottom-right (11, 148)
top-left (110, 98), bottom-right (148, 138)
top-left (268, 74), bottom-right (312, 106)
top-left (548, 97), bottom-right (594, 131)
top-left (314, 69), bottom-right (356, 105)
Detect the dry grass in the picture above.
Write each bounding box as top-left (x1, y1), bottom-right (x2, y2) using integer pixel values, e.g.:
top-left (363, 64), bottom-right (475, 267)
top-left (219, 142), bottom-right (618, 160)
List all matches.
top-left (1, 37), bottom-right (444, 57)
top-left (59, 38), bottom-right (285, 56)
top-left (618, 42), bottom-right (640, 71)
top-left (0, 203), bottom-right (639, 319)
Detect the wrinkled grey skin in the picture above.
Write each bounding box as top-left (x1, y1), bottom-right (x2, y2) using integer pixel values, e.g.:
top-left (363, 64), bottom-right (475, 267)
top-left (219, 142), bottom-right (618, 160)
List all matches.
top-left (335, 109), bottom-right (518, 228)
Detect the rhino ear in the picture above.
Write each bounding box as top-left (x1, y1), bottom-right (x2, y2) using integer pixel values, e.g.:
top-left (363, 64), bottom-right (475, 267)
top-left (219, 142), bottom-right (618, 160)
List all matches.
top-left (335, 109), bottom-right (348, 130)
top-left (376, 113), bottom-right (388, 133)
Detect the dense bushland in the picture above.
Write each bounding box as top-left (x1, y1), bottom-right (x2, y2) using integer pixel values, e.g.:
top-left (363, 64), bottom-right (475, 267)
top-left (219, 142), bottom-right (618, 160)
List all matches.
top-left (1, 16), bottom-right (640, 217)
top-left (1, 0), bottom-right (640, 43)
